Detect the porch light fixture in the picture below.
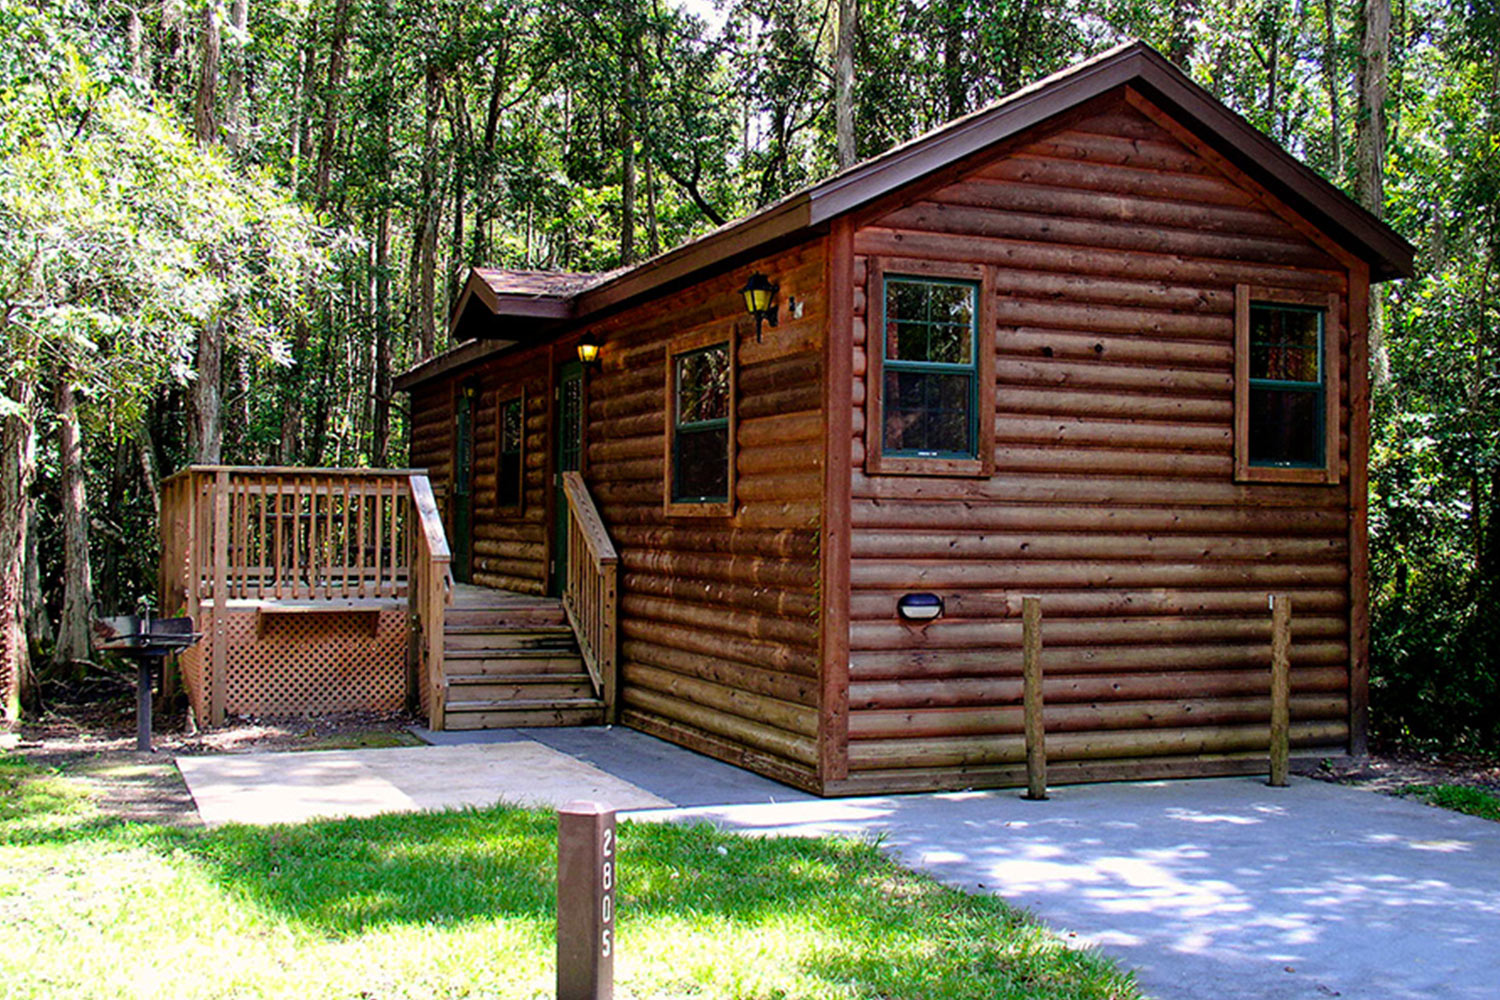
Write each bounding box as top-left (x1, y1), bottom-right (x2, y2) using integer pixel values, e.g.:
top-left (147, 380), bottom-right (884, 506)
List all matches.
top-left (740, 272), bottom-right (779, 341)
top-left (897, 592), bottom-right (944, 622)
top-left (576, 333), bottom-right (600, 365)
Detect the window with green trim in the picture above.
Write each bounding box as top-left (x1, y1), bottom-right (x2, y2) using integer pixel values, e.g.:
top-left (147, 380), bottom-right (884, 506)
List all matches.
top-left (881, 276), bottom-right (980, 458)
top-left (497, 395), bottom-right (523, 509)
top-left (1247, 302), bottom-right (1325, 468)
top-left (671, 342), bottom-right (730, 503)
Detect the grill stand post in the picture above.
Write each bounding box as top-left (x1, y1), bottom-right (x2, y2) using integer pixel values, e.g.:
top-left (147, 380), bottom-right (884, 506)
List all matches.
top-left (136, 654), bottom-right (162, 753)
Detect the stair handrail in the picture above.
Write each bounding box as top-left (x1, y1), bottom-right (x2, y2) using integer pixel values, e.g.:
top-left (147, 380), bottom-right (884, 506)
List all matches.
top-left (407, 472), bottom-right (454, 729)
top-left (560, 472), bottom-right (619, 719)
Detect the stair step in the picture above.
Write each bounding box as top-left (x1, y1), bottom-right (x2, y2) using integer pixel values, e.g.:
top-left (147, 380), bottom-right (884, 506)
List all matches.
top-left (442, 699), bottom-right (606, 730)
top-left (445, 675), bottom-right (597, 701)
top-left (444, 626), bottom-right (578, 651)
top-left (445, 607), bottom-right (567, 627)
top-left (442, 650), bottom-right (586, 675)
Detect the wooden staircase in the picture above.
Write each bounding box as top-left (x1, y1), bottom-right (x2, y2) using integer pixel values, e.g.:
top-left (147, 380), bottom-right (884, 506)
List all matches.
top-left (439, 584), bottom-right (606, 730)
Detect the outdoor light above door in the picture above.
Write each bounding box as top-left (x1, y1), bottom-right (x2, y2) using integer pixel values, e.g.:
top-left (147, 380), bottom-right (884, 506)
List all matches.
top-left (576, 332), bottom-right (600, 365)
top-left (740, 272), bottom-right (779, 341)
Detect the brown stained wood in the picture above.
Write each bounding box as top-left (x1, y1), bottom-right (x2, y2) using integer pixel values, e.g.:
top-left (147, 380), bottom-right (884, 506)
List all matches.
top-left (623, 639), bottom-right (818, 705)
top-left (850, 558), bottom-right (1347, 593)
top-left (621, 618), bottom-right (819, 676)
top-left (850, 669), bottom-right (1351, 711)
top-left (937, 177), bottom-right (1303, 240)
top-left (1022, 596), bottom-right (1046, 799)
top-left (626, 572), bottom-right (819, 619)
top-left (1269, 594), bottom-right (1292, 786)
top-left (625, 686), bottom-right (819, 766)
top-left (820, 220), bottom-right (855, 783)
top-left (850, 531), bottom-right (1344, 563)
top-left (621, 709), bottom-right (822, 794)
top-left (851, 614), bottom-right (1344, 651)
top-left (851, 472), bottom-right (1350, 509)
top-left (978, 153), bottom-right (1259, 207)
top-left (846, 719), bottom-right (1346, 770)
top-left (849, 586), bottom-right (1346, 622)
top-left (851, 640), bottom-right (1350, 681)
top-left (626, 662), bottom-right (818, 737)
top-left (849, 694), bottom-right (1348, 740)
top-left (210, 471), bottom-right (230, 725)
top-left (1347, 263), bottom-right (1371, 755)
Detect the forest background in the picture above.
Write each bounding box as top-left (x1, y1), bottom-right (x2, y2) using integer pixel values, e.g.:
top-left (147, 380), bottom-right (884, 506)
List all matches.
top-left (1, 0), bottom-right (1496, 753)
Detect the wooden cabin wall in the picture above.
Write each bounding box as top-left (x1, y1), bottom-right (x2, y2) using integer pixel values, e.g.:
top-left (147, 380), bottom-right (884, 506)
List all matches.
top-left (832, 95), bottom-right (1358, 794)
top-left (588, 241), bottom-right (829, 792)
top-left (408, 241), bottom-right (830, 791)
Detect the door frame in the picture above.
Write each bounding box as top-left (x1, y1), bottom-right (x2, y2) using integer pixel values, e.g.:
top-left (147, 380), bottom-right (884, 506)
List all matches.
top-left (450, 379), bottom-right (479, 584)
top-left (547, 356), bottom-right (587, 596)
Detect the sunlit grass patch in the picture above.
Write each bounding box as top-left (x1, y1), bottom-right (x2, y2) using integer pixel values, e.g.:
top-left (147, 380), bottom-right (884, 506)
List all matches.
top-left (1400, 783), bottom-right (1500, 822)
top-left (0, 755), bottom-right (1140, 1000)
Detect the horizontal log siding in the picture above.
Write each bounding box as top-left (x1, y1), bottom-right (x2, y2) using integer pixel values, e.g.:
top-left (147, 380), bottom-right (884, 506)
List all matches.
top-left (592, 241), bottom-right (827, 792)
top-left (843, 99), bottom-right (1353, 788)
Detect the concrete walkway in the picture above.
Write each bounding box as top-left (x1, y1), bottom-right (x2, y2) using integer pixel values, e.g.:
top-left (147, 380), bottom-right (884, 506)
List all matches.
top-left (632, 776), bottom-right (1500, 1000)
top-left (174, 728), bottom-right (1499, 999)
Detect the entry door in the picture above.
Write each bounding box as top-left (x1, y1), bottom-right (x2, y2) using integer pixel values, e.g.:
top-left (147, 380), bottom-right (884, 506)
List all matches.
top-left (551, 361), bottom-right (585, 596)
top-left (452, 382), bottom-right (477, 583)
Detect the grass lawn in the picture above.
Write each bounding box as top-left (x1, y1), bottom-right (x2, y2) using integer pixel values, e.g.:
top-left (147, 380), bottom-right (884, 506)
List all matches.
top-left (1399, 783), bottom-right (1500, 822)
top-left (0, 755), bottom-right (1139, 1000)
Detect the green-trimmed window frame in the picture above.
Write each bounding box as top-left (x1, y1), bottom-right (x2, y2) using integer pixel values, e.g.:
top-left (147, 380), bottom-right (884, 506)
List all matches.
top-left (496, 393), bottom-right (525, 511)
top-left (864, 257), bottom-right (996, 478)
top-left (1233, 284), bottom-right (1342, 485)
top-left (664, 330), bottom-right (736, 516)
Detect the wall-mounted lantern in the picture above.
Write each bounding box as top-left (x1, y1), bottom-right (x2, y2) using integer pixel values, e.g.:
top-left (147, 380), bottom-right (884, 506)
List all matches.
top-left (740, 272), bottom-right (779, 342)
top-left (897, 592), bottom-right (944, 622)
top-left (576, 332), bottom-right (600, 365)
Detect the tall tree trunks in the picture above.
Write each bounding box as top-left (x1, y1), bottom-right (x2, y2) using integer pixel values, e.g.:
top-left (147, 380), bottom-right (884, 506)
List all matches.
top-left (415, 63), bottom-right (443, 360)
top-left (1321, 0), bottom-right (1344, 179)
top-left (0, 378), bottom-right (34, 721)
top-left (835, 0), bottom-right (857, 168)
top-left (51, 375), bottom-right (95, 676)
top-left (835, 94), bottom-right (1357, 794)
top-left (192, 1), bottom-right (220, 144)
top-left (314, 0), bottom-right (352, 205)
top-left (224, 0), bottom-right (249, 154)
top-left (1356, 0), bottom-right (1390, 384)
top-left (190, 318), bottom-right (225, 463)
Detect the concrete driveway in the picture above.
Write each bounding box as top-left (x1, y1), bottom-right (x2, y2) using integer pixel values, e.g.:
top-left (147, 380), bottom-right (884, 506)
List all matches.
top-left (633, 775), bottom-right (1500, 1000)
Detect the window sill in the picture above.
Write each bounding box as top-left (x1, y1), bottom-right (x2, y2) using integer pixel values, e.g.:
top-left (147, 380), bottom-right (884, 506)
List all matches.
top-left (1234, 464), bottom-right (1339, 485)
top-left (664, 500), bottom-right (734, 518)
top-left (866, 455), bottom-right (990, 478)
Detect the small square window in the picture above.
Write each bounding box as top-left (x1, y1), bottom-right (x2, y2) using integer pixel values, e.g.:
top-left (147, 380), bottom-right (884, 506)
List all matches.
top-left (1234, 286), bottom-right (1341, 484)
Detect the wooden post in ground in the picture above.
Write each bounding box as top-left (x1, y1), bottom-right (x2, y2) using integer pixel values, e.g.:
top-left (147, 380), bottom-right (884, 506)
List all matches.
top-left (557, 800), bottom-right (616, 1000)
top-left (1022, 596), bottom-right (1047, 800)
top-left (1269, 594), bottom-right (1292, 787)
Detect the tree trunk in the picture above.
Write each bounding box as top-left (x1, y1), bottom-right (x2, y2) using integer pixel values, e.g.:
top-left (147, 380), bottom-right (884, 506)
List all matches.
top-left (127, 7), bottom-right (144, 78)
top-left (224, 0), bottom-right (249, 154)
top-left (189, 318), bottom-right (223, 463)
top-left (643, 152), bottom-right (661, 257)
top-left (414, 64), bottom-right (443, 360)
top-left (1356, 0), bottom-right (1391, 384)
top-left (835, 0), bottom-right (856, 168)
top-left (1321, 0), bottom-right (1344, 178)
top-left (23, 498), bottom-right (51, 655)
top-left (193, 1), bottom-right (220, 146)
top-left (51, 374), bottom-right (94, 676)
top-left (313, 0), bottom-right (352, 204)
top-left (620, 108), bottom-right (636, 265)
top-left (1, 374), bottom-right (35, 720)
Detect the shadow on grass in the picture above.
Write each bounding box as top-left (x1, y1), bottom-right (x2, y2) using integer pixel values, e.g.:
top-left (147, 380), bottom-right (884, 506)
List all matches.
top-left (1, 756), bottom-right (1138, 998)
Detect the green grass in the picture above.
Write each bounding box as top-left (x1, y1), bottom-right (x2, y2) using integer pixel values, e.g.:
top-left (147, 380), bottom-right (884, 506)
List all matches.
top-left (0, 754), bottom-right (1139, 1000)
top-left (1400, 783), bottom-right (1500, 822)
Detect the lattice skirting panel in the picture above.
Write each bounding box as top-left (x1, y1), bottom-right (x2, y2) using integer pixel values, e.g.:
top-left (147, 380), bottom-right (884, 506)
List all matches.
top-left (179, 643), bottom-right (206, 723)
top-left (184, 608), bottom-right (408, 722)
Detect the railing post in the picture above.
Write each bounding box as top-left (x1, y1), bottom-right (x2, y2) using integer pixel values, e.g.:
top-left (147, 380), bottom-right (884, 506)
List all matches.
top-left (209, 470), bottom-right (231, 727)
top-left (1269, 594), bottom-right (1292, 787)
top-left (1022, 595), bottom-right (1047, 801)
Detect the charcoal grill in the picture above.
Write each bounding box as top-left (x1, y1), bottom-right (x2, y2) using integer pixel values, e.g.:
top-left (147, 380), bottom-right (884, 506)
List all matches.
top-left (92, 612), bottom-right (201, 751)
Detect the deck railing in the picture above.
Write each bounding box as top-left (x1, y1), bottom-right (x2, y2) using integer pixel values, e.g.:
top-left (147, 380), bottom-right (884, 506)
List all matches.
top-left (158, 466), bottom-right (451, 724)
top-left (560, 472), bottom-right (619, 720)
top-left (407, 473), bottom-right (453, 729)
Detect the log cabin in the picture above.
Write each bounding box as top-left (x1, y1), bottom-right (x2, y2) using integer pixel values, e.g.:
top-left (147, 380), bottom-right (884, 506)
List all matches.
top-left (393, 41), bottom-right (1414, 796)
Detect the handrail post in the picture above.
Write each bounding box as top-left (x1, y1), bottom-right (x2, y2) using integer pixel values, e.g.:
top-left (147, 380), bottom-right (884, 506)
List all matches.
top-left (209, 470), bottom-right (231, 727)
top-left (1269, 594), bottom-right (1292, 787)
